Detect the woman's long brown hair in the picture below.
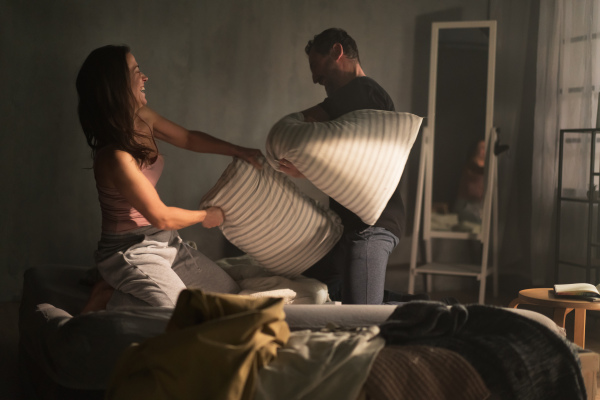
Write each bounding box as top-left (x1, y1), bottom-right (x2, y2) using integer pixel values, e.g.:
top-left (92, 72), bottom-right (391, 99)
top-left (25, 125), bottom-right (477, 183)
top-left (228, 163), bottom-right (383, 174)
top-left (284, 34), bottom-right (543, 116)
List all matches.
top-left (76, 45), bottom-right (153, 167)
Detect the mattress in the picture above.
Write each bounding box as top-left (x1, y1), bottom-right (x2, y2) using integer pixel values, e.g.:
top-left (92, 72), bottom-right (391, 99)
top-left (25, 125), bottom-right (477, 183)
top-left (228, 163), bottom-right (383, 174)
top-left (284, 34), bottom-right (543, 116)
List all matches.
top-left (18, 264), bottom-right (397, 392)
top-left (18, 264), bottom-right (592, 399)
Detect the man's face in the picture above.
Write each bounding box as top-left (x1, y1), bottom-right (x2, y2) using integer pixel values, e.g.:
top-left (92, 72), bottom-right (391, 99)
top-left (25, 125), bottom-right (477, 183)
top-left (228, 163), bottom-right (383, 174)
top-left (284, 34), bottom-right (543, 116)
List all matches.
top-left (308, 47), bottom-right (339, 96)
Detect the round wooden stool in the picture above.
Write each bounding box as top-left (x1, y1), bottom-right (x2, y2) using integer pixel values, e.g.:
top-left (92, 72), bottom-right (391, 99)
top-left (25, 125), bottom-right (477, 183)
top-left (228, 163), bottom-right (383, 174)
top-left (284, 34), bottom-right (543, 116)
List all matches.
top-left (509, 288), bottom-right (600, 348)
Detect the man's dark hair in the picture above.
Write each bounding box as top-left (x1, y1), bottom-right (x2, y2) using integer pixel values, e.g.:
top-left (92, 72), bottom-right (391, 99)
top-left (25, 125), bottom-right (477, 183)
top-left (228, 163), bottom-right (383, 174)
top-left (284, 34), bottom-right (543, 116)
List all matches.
top-left (305, 28), bottom-right (360, 63)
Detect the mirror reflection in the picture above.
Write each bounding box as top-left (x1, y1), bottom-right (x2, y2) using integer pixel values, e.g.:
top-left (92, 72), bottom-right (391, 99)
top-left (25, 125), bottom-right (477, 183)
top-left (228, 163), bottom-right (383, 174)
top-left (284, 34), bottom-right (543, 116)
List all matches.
top-left (431, 27), bottom-right (490, 234)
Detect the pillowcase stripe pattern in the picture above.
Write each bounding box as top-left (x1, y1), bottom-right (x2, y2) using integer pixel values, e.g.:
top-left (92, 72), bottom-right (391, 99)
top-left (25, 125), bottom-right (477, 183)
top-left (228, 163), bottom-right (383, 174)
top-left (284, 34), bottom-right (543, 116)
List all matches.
top-left (266, 110), bottom-right (423, 225)
top-left (200, 157), bottom-right (343, 277)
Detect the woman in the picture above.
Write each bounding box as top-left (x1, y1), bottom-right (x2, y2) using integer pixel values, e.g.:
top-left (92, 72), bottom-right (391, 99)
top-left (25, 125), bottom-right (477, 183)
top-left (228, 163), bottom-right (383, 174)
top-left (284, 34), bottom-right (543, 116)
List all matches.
top-left (76, 45), bottom-right (261, 312)
top-left (454, 139), bottom-right (485, 224)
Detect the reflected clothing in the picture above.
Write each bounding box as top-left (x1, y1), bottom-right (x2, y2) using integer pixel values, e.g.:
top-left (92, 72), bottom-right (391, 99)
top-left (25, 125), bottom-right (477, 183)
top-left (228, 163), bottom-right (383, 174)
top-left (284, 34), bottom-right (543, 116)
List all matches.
top-left (454, 160), bottom-right (484, 223)
top-left (96, 155), bottom-right (164, 233)
top-left (304, 76), bottom-right (402, 304)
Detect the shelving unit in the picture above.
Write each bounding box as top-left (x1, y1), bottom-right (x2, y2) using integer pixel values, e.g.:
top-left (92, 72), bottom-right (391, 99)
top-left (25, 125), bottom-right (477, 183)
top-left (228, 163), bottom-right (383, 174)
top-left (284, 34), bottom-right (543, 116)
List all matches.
top-left (555, 128), bottom-right (600, 284)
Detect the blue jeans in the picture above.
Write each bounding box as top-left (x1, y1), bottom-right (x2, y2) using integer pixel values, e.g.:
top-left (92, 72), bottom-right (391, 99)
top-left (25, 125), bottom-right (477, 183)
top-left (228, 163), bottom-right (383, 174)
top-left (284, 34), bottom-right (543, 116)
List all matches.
top-left (303, 226), bottom-right (399, 304)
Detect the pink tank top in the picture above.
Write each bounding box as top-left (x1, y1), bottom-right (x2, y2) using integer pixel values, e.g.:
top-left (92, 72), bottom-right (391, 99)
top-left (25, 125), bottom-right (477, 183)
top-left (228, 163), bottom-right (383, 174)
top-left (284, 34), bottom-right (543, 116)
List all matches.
top-left (96, 155), bottom-right (165, 233)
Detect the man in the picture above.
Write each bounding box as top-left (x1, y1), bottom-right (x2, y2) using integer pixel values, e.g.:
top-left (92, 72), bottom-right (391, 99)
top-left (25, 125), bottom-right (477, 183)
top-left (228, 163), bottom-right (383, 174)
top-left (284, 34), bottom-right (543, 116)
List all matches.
top-left (279, 28), bottom-right (405, 304)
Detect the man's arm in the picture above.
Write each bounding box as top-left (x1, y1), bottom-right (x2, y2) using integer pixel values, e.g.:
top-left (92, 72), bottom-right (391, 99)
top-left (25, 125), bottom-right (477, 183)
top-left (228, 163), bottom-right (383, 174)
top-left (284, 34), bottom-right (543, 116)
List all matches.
top-left (279, 105), bottom-right (330, 177)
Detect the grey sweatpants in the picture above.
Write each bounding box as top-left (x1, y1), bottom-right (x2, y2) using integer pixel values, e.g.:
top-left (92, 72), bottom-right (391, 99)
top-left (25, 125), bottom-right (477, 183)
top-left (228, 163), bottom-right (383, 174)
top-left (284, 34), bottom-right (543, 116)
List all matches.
top-left (95, 226), bottom-right (240, 308)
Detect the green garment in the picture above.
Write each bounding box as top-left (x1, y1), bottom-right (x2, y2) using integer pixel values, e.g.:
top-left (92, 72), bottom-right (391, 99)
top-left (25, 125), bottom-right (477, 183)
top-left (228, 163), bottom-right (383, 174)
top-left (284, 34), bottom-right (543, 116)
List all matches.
top-left (106, 290), bottom-right (290, 400)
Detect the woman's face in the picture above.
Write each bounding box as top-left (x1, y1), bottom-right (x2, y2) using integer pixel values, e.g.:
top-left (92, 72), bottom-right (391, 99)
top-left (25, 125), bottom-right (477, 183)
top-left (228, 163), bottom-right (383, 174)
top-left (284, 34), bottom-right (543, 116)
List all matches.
top-left (126, 53), bottom-right (148, 110)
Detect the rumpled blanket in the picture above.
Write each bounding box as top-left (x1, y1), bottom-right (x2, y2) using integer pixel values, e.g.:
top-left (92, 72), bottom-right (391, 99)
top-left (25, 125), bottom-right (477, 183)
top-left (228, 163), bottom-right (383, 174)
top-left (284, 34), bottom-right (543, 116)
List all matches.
top-left (362, 345), bottom-right (490, 400)
top-left (106, 290), bottom-right (290, 400)
top-left (379, 302), bottom-right (586, 400)
top-left (266, 110), bottom-right (422, 225)
top-left (217, 255), bottom-right (330, 304)
top-left (254, 326), bottom-right (385, 400)
top-left (240, 288), bottom-right (297, 303)
top-left (378, 300), bottom-right (468, 339)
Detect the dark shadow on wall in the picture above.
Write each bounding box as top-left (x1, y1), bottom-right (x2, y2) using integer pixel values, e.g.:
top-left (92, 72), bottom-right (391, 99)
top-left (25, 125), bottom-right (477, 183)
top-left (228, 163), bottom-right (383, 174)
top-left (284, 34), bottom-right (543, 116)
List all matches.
top-left (496, 0), bottom-right (539, 280)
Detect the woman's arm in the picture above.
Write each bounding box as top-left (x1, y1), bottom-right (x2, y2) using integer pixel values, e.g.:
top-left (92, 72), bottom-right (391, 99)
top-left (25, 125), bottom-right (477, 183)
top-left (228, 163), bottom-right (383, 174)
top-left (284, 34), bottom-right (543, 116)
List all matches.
top-left (139, 107), bottom-right (262, 168)
top-left (98, 149), bottom-right (223, 230)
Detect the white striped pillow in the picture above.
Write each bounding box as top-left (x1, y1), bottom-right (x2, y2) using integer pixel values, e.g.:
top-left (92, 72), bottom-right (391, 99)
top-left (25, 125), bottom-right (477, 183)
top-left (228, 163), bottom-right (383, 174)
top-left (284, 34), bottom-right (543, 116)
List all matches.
top-left (266, 110), bottom-right (423, 225)
top-left (199, 157), bottom-right (342, 277)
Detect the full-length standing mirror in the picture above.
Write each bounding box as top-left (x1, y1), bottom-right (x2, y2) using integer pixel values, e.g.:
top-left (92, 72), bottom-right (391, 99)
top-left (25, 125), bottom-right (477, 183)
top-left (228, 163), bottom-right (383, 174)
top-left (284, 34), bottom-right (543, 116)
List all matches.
top-left (409, 21), bottom-right (498, 304)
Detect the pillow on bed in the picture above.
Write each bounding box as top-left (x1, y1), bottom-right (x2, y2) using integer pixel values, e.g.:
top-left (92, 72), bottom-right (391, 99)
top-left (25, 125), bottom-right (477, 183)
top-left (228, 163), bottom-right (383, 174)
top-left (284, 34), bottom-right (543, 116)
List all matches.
top-left (200, 157), bottom-right (342, 277)
top-left (266, 110), bottom-right (423, 225)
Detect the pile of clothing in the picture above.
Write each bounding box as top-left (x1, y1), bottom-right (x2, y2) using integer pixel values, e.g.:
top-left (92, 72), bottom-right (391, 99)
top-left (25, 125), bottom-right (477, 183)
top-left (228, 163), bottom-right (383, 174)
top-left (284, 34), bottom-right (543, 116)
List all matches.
top-left (106, 292), bottom-right (586, 400)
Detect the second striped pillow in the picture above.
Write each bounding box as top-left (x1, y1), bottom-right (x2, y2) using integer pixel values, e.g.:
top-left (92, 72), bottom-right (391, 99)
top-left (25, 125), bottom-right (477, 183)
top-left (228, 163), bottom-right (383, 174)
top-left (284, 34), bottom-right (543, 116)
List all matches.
top-left (200, 157), bottom-right (342, 277)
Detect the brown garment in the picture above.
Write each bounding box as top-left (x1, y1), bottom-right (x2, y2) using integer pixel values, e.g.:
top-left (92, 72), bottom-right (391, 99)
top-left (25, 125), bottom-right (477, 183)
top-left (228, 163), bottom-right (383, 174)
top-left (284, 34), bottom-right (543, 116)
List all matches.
top-left (106, 290), bottom-right (290, 400)
top-left (362, 345), bottom-right (490, 400)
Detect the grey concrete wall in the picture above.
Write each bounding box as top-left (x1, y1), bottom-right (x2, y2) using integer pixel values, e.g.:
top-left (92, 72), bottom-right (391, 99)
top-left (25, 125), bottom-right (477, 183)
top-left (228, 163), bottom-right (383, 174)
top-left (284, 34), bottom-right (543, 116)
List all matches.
top-left (1, 0), bottom-right (517, 302)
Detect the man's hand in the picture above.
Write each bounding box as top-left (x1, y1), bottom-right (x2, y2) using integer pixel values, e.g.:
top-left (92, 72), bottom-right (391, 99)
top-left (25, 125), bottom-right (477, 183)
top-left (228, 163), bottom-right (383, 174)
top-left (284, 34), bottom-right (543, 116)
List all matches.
top-left (202, 206), bottom-right (224, 228)
top-left (278, 159), bottom-right (305, 178)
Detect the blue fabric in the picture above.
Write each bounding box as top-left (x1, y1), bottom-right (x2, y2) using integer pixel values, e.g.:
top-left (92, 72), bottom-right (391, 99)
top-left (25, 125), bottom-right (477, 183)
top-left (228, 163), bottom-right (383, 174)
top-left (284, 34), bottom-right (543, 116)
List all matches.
top-left (303, 226), bottom-right (398, 304)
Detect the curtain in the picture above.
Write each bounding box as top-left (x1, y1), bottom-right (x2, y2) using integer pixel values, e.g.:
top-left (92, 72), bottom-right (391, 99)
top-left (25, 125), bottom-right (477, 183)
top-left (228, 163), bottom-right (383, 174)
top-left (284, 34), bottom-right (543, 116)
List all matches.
top-left (532, 0), bottom-right (600, 285)
top-left (488, 0), bottom-right (539, 279)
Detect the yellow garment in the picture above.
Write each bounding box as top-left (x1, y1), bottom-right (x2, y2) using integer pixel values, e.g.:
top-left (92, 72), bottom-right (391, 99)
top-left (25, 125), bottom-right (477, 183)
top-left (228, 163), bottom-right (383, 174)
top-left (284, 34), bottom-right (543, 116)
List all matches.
top-left (106, 290), bottom-right (290, 400)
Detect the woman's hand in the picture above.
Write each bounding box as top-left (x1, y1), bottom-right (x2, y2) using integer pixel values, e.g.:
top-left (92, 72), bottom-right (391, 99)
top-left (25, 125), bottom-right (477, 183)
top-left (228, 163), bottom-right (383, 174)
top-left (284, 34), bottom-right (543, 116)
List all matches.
top-left (202, 206), bottom-right (224, 228)
top-left (234, 146), bottom-right (263, 169)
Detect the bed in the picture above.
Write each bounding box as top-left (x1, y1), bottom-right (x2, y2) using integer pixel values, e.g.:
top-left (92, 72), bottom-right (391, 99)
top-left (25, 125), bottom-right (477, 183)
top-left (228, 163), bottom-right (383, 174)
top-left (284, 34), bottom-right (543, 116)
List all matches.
top-left (18, 110), bottom-right (596, 398)
top-left (18, 262), bottom-right (595, 400)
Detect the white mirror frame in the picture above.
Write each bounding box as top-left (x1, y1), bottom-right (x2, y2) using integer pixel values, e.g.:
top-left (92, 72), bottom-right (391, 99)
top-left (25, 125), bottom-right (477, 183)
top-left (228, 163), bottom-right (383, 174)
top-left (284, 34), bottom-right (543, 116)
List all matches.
top-left (422, 20), bottom-right (497, 241)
